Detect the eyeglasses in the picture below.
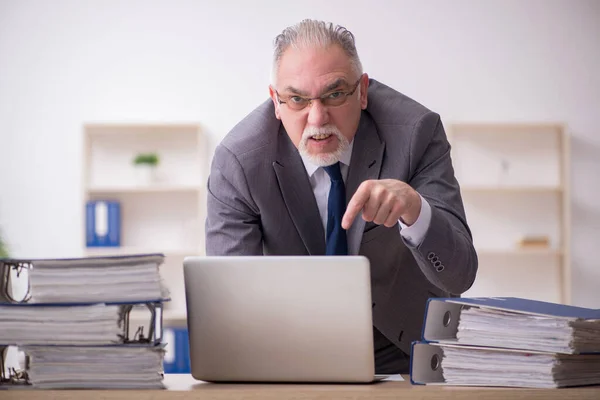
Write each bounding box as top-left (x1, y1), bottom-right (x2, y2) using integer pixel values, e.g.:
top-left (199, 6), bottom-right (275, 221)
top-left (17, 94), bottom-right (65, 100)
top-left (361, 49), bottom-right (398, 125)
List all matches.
top-left (275, 76), bottom-right (362, 111)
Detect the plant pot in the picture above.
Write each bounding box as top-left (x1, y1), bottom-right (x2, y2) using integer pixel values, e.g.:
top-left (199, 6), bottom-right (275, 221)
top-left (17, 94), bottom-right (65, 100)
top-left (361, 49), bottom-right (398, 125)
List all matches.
top-left (134, 165), bottom-right (157, 185)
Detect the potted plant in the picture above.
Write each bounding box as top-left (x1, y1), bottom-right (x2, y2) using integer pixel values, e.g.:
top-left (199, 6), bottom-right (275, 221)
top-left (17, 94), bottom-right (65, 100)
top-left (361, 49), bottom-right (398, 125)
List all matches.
top-left (132, 152), bottom-right (160, 184)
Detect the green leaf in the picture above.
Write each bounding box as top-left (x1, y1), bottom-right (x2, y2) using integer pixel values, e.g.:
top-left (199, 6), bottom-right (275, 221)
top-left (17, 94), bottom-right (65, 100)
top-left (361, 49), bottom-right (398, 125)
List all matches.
top-left (133, 152), bottom-right (160, 166)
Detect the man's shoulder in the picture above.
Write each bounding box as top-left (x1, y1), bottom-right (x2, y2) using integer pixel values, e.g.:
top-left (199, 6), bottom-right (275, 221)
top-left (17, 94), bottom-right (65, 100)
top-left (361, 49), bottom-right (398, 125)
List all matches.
top-left (219, 99), bottom-right (280, 159)
top-left (367, 79), bottom-right (437, 127)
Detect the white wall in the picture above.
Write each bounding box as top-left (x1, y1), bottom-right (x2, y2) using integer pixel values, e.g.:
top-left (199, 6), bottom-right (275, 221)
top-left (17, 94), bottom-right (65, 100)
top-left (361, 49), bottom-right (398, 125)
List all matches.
top-left (0, 0), bottom-right (599, 306)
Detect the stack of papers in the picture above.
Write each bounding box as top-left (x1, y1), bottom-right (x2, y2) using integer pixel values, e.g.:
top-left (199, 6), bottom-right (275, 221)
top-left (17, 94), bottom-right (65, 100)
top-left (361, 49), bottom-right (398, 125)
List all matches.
top-left (24, 346), bottom-right (166, 389)
top-left (0, 254), bottom-right (168, 389)
top-left (0, 304), bottom-right (123, 345)
top-left (410, 297), bottom-right (600, 388)
top-left (28, 254), bottom-right (169, 303)
top-left (457, 306), bottom-right (600, 354)
top-left (441, 344), bottom-right (600, 388)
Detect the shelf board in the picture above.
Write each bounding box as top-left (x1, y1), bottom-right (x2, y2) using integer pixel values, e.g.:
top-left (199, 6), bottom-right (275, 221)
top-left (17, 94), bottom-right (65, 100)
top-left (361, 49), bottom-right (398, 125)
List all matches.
top-left (163, 314), bottom-right (187, 325)
top-left (476, 248), bottom-right (563, 256)
top-left (449, 123), bottom-right (564, 131)
top-left (84, 246), bottom-right (201, 257)
top-left (129, 311), bottom-right (187, 327)
top-left (461, 185), bottom-right (563, 193)
top-left (85, 123), bottom-right (201, 132)
top-left (129, 309), bottom-right (187, 320)
top-left (86, 184), bottom-right (202, 194)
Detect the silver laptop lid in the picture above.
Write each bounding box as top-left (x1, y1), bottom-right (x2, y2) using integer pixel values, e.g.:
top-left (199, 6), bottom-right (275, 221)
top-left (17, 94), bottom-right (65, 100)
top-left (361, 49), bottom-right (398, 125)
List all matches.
top-left (183, 256), bottom-right (375, 382)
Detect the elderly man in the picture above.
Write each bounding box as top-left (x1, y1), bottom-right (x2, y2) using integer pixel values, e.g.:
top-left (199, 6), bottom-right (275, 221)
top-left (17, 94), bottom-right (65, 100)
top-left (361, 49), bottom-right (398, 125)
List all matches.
top-left (206, 19), bottom-right (478, 373)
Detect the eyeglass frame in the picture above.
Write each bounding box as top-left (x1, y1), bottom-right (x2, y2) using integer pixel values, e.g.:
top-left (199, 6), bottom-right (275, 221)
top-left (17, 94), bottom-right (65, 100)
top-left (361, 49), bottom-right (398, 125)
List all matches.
top-left (274, 75), bottom-right (363, 111)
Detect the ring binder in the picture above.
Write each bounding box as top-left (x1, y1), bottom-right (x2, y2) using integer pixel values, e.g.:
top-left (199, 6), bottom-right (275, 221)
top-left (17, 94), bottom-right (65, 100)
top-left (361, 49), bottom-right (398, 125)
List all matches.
top-left (0, 260), bottom-right (31, 304)
top-left (0, 253), bottom-right (169, 389)
top-left (0, 301), bottom-right (165, 388)
top-left (0, 253), bottom-right (168, 304)
top-left (0, 346), bottom-right (29, 386)
top-left (1, 301), bottom-right (164, 346)
top-left (411, 297), bottom-right (600, 388)
top-left (120, 302), bottom-right (164, 345)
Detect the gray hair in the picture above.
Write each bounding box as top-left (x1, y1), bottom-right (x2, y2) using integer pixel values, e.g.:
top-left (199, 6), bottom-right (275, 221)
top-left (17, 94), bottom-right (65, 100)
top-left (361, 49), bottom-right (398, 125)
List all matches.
top-left (271, 19), bottom-right (363, 86)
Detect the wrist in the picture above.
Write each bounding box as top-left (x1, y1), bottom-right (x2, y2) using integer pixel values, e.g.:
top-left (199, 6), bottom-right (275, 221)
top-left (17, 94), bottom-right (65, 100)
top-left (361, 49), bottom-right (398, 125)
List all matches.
top-left (399, 189), bottom-right (421, 226)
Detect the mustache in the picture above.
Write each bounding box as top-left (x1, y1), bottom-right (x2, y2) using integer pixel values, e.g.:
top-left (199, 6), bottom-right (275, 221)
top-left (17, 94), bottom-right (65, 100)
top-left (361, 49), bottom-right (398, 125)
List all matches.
top-left (297, 124), bottom-right (350, 167)
top-left (302, 125), bottom-right (341, 139)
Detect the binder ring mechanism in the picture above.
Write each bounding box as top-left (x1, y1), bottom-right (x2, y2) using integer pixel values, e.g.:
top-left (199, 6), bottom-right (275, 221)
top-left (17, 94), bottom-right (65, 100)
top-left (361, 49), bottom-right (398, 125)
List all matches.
top-left (119, 302), bottom-right (164, 345)
top-left (0, 261), bottom-right (32, 303)
top-left (0, 347), bottom-right (29, 386)
top-left (0, 303), bottom-right (164, 387)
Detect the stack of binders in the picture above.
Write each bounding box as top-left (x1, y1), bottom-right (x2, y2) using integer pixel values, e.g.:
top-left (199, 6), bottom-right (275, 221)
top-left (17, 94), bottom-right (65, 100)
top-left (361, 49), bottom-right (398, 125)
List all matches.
top-left (0, 253), bottom-right (169, 389)
top-left (410, 297), bottom-right (600, 388)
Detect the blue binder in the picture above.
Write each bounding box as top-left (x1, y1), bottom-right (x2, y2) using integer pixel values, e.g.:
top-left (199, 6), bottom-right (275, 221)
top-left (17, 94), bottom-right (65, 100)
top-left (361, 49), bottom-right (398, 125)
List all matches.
top-left (420, 297), bottom-right (600, 347)
top-left (86, 200), bottom-right (121, 247)
top-left (163, 327), bottom-right (190, 374)
top-left (411, 297), bottom-right (600, 387)
top-left (409, 341), bottom-right (600, 387)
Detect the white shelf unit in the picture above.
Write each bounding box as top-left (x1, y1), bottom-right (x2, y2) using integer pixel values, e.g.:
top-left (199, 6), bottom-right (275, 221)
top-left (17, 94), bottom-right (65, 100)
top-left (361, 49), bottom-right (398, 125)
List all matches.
top-left (448, 123), bottom-right (571, 304)
top-left (82, 123), bottom-right (207, 323)
top-left (87, 184), bottom-right (202, 194)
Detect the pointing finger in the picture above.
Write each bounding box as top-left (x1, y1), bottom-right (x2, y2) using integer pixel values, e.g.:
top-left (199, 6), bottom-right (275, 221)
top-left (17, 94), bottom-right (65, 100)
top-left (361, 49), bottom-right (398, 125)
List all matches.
top-left (342, 182), bottom-right (372, 229)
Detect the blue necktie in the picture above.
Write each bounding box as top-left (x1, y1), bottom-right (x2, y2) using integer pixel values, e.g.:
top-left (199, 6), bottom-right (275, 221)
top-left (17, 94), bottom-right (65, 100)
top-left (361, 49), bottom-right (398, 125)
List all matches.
top-left (323, 162), bottom-right (348, 255)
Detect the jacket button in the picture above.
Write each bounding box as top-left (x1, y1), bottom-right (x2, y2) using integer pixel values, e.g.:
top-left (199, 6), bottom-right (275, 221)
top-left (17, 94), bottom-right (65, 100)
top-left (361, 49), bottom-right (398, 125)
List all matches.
top-left (436, 265), bottom-right (445, 272)
top-left (431, 256), bottom-right (439, 263)
top-left (434, 261), bottom-right (441, 268)
top-left (427, 252), bottom-right (435, 260)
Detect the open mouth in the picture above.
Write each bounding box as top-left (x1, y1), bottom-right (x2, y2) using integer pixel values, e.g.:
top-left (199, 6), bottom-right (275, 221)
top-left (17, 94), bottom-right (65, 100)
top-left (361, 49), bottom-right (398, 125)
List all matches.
top-left (310, 133), bottom-right (333, 141)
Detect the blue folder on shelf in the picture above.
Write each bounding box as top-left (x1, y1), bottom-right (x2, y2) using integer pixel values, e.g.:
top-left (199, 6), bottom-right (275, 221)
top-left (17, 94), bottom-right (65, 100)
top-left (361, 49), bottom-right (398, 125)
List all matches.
top-left (86, 200), bottom-right (121, 247)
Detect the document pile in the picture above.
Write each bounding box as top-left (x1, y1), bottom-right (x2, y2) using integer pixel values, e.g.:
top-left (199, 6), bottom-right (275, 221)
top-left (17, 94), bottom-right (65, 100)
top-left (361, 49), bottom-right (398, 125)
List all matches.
top-left (410, 297), bottom-right (600, 388)
top-left (0, 254), bottom-right (168, 389)
top-left (25, 254), bottom-right (168, 303)
top-left (25, 346), bottom-right (165, 389)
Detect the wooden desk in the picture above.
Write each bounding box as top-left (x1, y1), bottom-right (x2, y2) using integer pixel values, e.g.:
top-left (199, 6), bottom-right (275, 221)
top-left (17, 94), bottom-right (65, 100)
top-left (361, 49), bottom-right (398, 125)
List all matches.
top-left (4, 374), bottom-right (600, 400)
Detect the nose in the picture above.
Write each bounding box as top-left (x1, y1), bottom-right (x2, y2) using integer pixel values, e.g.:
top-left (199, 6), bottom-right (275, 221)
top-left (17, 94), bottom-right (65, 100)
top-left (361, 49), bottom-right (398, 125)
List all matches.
top-left (306, 99), bottom-right (329, 127)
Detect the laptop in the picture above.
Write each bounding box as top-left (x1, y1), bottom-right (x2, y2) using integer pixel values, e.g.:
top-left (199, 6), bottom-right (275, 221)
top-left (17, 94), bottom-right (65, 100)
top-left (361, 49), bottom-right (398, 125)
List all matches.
top-left (183, 255), bottom-right (385, 383)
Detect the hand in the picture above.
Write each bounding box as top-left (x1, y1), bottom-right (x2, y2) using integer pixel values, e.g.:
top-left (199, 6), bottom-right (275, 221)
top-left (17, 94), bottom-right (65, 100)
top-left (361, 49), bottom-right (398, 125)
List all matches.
top-left (341, 179), bottom-right (421, 230)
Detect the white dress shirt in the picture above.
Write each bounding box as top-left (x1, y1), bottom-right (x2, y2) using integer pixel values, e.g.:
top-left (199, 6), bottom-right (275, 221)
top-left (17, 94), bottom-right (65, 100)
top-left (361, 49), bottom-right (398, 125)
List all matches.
top-left (300, 141), bottom-right (432, 248)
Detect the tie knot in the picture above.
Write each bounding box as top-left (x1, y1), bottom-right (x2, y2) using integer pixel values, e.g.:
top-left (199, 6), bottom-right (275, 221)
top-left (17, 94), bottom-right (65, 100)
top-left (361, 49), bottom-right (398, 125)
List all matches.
top-left (323, 162), bottom-right (343, 182)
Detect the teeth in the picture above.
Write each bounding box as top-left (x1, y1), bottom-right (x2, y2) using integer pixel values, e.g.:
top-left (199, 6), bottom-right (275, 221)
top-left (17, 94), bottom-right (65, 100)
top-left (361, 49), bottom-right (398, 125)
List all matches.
top-left (312, 133), bottom-right (331, 140)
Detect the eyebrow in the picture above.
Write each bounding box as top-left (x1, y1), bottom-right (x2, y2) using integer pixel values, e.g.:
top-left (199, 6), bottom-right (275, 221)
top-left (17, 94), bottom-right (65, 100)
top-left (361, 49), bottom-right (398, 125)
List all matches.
top-left (323, 78), bottom-right (349, 93)
top-left (283, 78), bottom-right (350, 96)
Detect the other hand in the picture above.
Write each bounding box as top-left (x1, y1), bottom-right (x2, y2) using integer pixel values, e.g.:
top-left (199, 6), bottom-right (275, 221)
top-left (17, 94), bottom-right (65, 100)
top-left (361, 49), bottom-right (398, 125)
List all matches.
top-left (341, 179), bottom-right (421, 230)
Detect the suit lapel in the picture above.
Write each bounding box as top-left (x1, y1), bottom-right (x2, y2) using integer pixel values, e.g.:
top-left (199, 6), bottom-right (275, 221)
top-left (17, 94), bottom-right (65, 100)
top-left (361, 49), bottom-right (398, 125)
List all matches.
top-left (345, 113), bottom-right (386, 255)
top-left (273, 125), bottom-right (326, 255)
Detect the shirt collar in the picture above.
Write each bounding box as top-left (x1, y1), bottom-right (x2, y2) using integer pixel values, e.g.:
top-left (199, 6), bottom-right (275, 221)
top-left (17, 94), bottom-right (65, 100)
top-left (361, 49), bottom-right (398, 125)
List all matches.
top-left (301, 140), bottom-right (354, 178)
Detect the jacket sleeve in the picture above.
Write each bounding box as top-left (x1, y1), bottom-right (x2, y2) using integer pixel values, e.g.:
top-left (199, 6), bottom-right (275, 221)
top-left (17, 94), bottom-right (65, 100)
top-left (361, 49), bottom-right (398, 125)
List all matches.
top-left (404, 112), bottom-right (478, 295)
top-left (205, 144), bottom-right (263, 255)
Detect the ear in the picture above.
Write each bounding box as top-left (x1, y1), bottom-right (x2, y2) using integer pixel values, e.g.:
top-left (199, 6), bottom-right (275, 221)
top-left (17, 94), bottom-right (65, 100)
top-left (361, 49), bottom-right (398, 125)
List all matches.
top-left (269, 86), bottom-right (281, 120)
top-left (359, 73), bottom-right (369, 110)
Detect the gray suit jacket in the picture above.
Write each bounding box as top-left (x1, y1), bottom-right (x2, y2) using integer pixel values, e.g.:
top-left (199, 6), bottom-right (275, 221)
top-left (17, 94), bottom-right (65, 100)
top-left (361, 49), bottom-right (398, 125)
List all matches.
top-left (206, 79), bottom-right (478, 354)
